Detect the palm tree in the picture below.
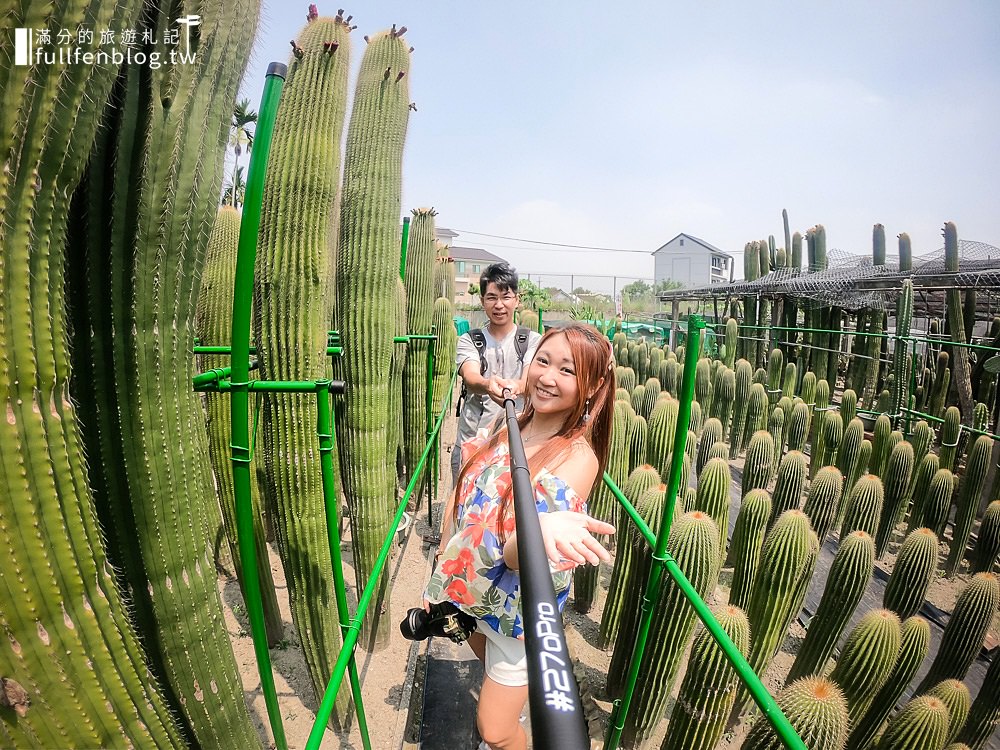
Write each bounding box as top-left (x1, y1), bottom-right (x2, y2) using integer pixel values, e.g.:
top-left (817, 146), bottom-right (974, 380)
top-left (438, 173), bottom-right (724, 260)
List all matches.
top-left (227, 98), bottom-right (256, 206)
top-left (223, 166), bottom-right (246, 209)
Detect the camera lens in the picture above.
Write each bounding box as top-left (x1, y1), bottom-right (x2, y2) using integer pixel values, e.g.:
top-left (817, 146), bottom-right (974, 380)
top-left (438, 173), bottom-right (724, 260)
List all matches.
top-left (399, 608), bottom-right (430, 641)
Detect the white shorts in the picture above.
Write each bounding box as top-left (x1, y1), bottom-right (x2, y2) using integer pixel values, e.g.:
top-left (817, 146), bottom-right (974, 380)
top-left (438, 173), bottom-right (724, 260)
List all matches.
top-left (477, 621), bottom-right (528, 687)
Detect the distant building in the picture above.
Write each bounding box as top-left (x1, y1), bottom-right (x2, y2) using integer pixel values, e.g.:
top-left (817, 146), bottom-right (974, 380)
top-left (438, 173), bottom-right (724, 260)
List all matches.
top-left (652, 233), bottom-right (734, 288)
top-left (449, 246), bottom-right (507, 305)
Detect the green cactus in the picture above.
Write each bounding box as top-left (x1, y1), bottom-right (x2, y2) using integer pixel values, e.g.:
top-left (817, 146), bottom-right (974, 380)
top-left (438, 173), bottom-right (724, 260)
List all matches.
top-left (650, 346), bottom-right (664, 381)
top-left (838, 418), bottom-right (866, 506)
top-left (925, 680), bottom-right (971, 745)
top-left (875, 441), bottom-right (915, 557)
top-left (197, 207), bottom-right (283, 645)
top-left (629, 413), bottom-right (648, 473)
top-left (828, 609), bottom-right (903, 728)
top-left (640, 377), bottom-right (660, 419)
top-left (716, 367), bottom-right (736, 442)
top-left (403, 208), bottom-right (438, 486)
top-left (811, 379), bottom-right (832, 454)
top-left (742, 430), bottom-right (776, 496)
top-left (877, 695), bottom-right (950, 750)
top-left (698, 418), bottom-right (725, 475)
top-left (730, 359), bottom-right (754, 457)
top-left (619, 366), bottom-right (637, 393)
top-left (945, 434), bottom-right (992, 576)
top-left (741, 677), bottom-right (849, 750)
top-left (800, 370), bottom-right (818, 408)
top-left (769, 450), bottom-right (809, 529)
top-left (957, 652), bottom-right (1000, 750)
top-left (743, 382), bottom-right (771, 447)
top-left (767, 348), bottom-right (784, 405)
top-left (433, 242), bottom-right (456, 299)
top-left (930, 352), bottom-right (952, 418)
top-left (939, 406), bottom-right (962, 471)
top-left (689, 400), bottom-right (704, 436)
top-left (841, 389), bottom-right (859, 425)
top-left (695, 457), bottom-right (733, 563)
top-left (725, 318), bottom-right (739, 369)
top-left (616, 512), bottom-right (721, 748)
top-left (661, 605), bottom-right (750, 750)
top-left (841, 475), bottom-right (885, 540)
top-left (728, 489), bottom-right (773, 610)
top-left (769, 405), bottom-right (786, 476)
top-left (812, 411), bottom-right (844, 480)
top-left (430, 297), bottom-right (457, 417)
top-left (891, 280), bottom-right (914, 417)
top-left (631, 383), bottom-right (647, 417)
top-left (781, 359), bottom-right (799, 402)
top-left (846, 615), bottom-right (931, 750)
top-left (871, 414), bottom-right (894, 477)
top-left (646, 396), bottom-right (679, 477)
top-left (944, 222), bottom-right (976, 421)
top-left (917, 573), bottom-right (1000, 692)
top-left (709, 441), bottom-right (730, 462)
top-left (972, 500), bottom-right (1000, 573)
top-left (779, 395), bottom-right (795, 441)
top-left (600, 469), bottom-right (662, 646)
top-left (787, 401), bottom-right (812, 453)
top-left (906, 421), bottom-right (935, 498)
top-left (744, 510), bottom-right (817, 681)
top-left (884, 528), bottom-right (939, 620)
top-left (387, 278), bottom-right (408, 480)
top-left (696, 357), bottom-right (713, 414)
top-left (804, 466), bottom-right (846, 545)
top-left (906, 454), bottom-right (943, 531)
top-left (3, 0), bottom-right (196, 743)
top-left (664, 358), bottom-right (679, 396)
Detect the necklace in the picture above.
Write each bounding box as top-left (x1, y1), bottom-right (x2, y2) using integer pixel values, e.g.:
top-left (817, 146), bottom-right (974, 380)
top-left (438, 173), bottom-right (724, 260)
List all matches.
top-left (522, 427), bottom-right (558, 444)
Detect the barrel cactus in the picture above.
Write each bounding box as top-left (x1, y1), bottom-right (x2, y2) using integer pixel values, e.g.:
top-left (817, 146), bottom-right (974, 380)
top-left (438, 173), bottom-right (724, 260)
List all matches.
top-left (925, 680), bottom-right (972, 746)
top-left (946, 434), bottom-right (992, 577)
top-left (883, 528), bottom-right (939, 620)
top-left (972, 500), bottom-right (1000, 573)
top-left (727, 489), bottom-right (772, 611)
top-left (957, 652), bottom-right (1000, 750)
top-left (742, 430), bottom-right (776, 496)
top-left (871, 414), bottom-right (893, 477)
top-left (698, 418), bottom-right (724, 475)
top-left (804, 466), bottom-right (846, 547)
top-left (646, 396), bottom-right (679, 478)
top-left (769, 450), bottom-right (809, 529)
top-left (786, 400), bottom-right (811, 453)
top-left (877, 695), bottom-right (950, 750)
top-left (841, 389), bottom-right (859, 425)
top-left (812, 411), bottom-right (844, 480)
top-left (629, 413), bottom-right (648, 473)
top-left (741, 677), bottom-right (849, 750)
top-left (875, 440), bottom-right (915, 557)
top-left (743, 382), bottom-right (770, 445)
top-left (906, 454), bottom-right (943, 534)
top-left (828, 609), bottom-right (903, 728)
top-left (939, 406), bottom-right (962, 471)
top-left (695, 457), bottom-right (733, 562)
top-left (730, 359), bottom-right (754, 457)
top-left (841, 475), bottom-right (885, 540)
top-left (716, 367), bottom-right (736, 442)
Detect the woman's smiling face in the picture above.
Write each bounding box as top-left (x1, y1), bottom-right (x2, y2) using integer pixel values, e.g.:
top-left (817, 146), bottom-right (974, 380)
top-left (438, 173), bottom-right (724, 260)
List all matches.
top-left (526, 332), bottom-right (580, 417)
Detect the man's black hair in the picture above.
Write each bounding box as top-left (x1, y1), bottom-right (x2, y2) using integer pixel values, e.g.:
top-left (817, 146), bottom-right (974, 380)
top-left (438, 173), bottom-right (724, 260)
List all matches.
top-left (479, 262), bottom-right (519, 297)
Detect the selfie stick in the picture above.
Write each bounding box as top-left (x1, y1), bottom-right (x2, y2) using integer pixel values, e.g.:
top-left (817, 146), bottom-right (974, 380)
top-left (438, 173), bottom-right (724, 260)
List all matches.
top-left (501, 388), bottom-right (589, 750)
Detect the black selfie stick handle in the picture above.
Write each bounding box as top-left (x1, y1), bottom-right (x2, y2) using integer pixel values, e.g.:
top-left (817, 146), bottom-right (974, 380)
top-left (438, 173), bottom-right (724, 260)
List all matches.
top-left (502, 389), bottom-right (589, 749)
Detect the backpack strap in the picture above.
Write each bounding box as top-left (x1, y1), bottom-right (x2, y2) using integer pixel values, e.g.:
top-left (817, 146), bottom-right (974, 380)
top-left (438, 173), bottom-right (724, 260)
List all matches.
top-left (468, 329), bottom-right (488, 376)
top-left (514, 326), bottom-right (531, 366)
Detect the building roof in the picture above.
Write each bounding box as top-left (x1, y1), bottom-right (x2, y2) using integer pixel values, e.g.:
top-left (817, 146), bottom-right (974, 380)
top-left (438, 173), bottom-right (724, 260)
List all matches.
top-left (448, 246), bottom-right (506, 263)
top-left (652, 233), bottom-right (734, 259)
top-left (436, 226), bottom-right (460, 239)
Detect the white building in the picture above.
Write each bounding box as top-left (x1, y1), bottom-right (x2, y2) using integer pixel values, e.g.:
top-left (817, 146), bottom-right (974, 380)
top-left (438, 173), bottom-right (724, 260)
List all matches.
top-left (652, 233), bottom-right (734, 288)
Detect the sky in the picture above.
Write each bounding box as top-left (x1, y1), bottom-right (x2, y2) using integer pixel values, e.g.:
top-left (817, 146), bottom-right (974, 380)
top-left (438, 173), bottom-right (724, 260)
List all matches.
top-left (238, 1), bottom-right (1000, 296)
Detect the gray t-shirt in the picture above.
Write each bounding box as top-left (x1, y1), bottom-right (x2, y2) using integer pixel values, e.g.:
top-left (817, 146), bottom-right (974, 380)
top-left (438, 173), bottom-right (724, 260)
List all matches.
top-left (455, 325), bottom-right (541, 449)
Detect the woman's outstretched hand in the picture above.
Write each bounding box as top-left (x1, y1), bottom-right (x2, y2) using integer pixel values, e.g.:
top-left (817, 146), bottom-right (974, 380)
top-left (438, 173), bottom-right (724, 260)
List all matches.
top-left (486, 375), bottom-right (520, 405)
top-left (538, 511), bottom-right (615, 567)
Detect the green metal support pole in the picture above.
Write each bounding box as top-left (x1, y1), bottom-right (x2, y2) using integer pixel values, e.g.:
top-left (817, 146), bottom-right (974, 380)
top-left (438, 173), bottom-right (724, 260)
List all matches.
top-left (425, 326), bottom-right (436, 525)
top-left (315, 382), bottom-right (371, 750)
top-left (399, 215), bottom-right (411, 281)
top-left (606, 315), bottom-right (704, 750)
top-left (228, 62), bottom-right (287, 750)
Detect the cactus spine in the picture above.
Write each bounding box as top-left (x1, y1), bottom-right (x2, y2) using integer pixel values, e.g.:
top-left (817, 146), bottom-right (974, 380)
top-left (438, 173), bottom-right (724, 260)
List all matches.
top-left (875, 440), bottom-right (915, 557)
top-left (695, 457), bottom-right (733, 563)
top-left (741, 677), bottom-right (849, 750)
top-left (846, 615), bottom-right (932, 750)
top-left (730, 359), bottom-right (754, 457)
top-left (646, 396), bottom-right (679, 477)
top-left (841, 475), bottom-right (885, 540)
top-left (957, 653), bottom-right (1000, 749)
top-left (197, 208), bottom-right (283, 645)
top-left (335, 26), bottom-right (413, 649)
top-left (742, 429), bottom-right (776, 496)
top-left (925, 680), bottom-right (971, 745)
top-left (629, 413), bottom-right (648, 473)
top-left (946, 434), bottom-right (992, 576)
top-left (2, 0), bottom-right (191, 743)
top-left (871, 414), bottom-right (893, 477)
top-left (877, 695), bottom-right (950, 750)
top-left (727, 490), bottom-right (772, 610)
top-left (884, 528), bottom-right (939, 620)
top-left (917, 573), bottom-right (1000, 692)
top-left (716, 367), bottom-right (736, 442)
top-left (660, 606), bottom-right (750, 750)
top-left (804, 466), bottom-right (846, 545)
top-left (828, 609), bottom-right (903, 728)
top-left (696, 357), bottom-right (712, 414)
top-left (812, 411), bottom-right (844, 480)
top-left (787, 401), bottom-right (811, 453)
top-left (787, 531), bottom-right (875, 683)
top-left (617, 512), bottom-right (721, 748)
top-left (770, 450), bottom-right (809, 529)
top-left (743, 382), bottom-right (770, 445)
top-left (698, 418), bottom-right (724, 475)
top-left (841, 389), bottom-right (859, 425)
top-left (972, 500), bottom-right (1000, 573)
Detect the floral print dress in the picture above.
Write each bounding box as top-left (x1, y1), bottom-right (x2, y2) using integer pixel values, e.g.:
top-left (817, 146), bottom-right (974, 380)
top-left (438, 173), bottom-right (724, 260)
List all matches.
top-left (424, 439), bottom-right (588, 639)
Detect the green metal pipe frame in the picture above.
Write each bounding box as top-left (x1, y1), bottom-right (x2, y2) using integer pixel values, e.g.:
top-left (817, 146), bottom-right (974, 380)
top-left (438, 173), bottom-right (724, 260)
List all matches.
top-left (399, 215), bottom-right (410, 281)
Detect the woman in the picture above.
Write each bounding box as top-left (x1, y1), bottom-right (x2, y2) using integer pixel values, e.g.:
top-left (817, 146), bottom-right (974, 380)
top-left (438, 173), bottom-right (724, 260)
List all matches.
top-left (424, 322), bottom-right (617, 750)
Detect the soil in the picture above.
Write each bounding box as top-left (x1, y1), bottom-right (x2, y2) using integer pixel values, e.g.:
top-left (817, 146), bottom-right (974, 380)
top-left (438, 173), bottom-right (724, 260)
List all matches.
top-left (222, 399), bottom-right (998, 749)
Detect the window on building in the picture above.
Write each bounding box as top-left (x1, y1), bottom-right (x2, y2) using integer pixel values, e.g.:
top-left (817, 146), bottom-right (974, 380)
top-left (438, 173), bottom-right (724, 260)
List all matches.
top-left (679, 238), bottom-right (685, 246)
top-left (712, 257), bottom-right (722, 270)
top-left (456, 260), bottom-right (465, 274)
top-left (472, 264), bottom-right (481, 274)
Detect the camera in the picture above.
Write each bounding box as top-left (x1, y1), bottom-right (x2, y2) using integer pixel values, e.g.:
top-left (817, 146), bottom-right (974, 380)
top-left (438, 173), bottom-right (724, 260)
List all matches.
top-left (399, 601), bottom-right (477, 644)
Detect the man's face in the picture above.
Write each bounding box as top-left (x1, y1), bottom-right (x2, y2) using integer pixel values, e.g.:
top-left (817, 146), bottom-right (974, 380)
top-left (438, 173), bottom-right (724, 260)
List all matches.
top-left (482, 281), bottom-right (518, 326)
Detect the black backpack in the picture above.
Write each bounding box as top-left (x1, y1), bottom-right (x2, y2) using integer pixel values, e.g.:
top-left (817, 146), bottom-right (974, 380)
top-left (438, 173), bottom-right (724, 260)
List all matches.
top-left (456, 326), bottom-right (532, 416)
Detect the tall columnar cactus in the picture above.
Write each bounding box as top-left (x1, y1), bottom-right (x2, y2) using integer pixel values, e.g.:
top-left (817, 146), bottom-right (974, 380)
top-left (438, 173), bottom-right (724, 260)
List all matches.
top-left (907, 454), bottom-right (943, 532)
top-left (600, 469), bottom-right (661, 646)
top-left (906, 421), bottom-right (935, 496)
top-left (768, 406), bottom-right (786, 476)
top-left (787, 400), bottom-right (811, 453)
top-left (891, 280), bottom-right (914, 418)
top-left (783, 363), bottom-right (798, 401)
top-left (841, 389), bottom-right (859, 425)
top-left (66, 0), bottom-right (266, 742)
top-left (742, 430), bottom-right (776, 496)
top-left (643, 377), bottom-right (661, 420)
top-left (972, 500), bottom-right (1000, 573)
top-left (336, 24), bottom-right (414, 651)
top-left (716, 367), bottom-right (736, 442)
top-left (945, 434), bottom-right (992, 576)
top-left (769, 450), bottom-right (809, 529)
top-left (619, 366), bottom-right (637, 393)
top-left (767, 348), bottom-right (784, 405)
top-left (728, 489), bottom-right (772, 610)
top-left (828, 609), bottom-right (903, 728)
top-left (403, 208), bottom-right (438, 485)
top-left (802, 371), bottom-right (818, 407)
top-left (743, 383), bottom-right (770, 445)
top-left (939, 405), bottom-right (962, 471)
top-left (630, 384), bottom-right (647, 417)
top-left (432, 242), bottom-right (455, 299)
top-left (696, 357), bottom-right (713, 413)
top-left (812, 411), bottom-right (843, 479)
top-left (616, 512), bottom-right (721, 749)
top-left (660, 606), bottom-right (750, 750)
top-left (925, 680), bottom-right (972, 746)
top-left (841, 475), bottom-right (885, 540)
top-left (786, 530), bottom-right (875, 684)
top-left (725, 318), bottom-right (739, 369)
top-left (957, 652), bottom-right (1000, 750)
top-left (877, 695), bottom-right (950, 750)
top-left (810, 378), bottom-right (832, 455)
top-left (698, 418), bottom-right (724, 475)
top-left (846, 615), bottom-right (932, 750)
top-left (875, 440), bottom-right (915, 557)
top-left (930, 352), bottom-right (952, 419)
top-left (730, 359), bottom-right (754, 457)
top-left (883, 528), bottom-right (939, 620)
top-left (430, 297), bottom-right (457, 417)
top-left (646, 396), bottom-right (679, 478)
top-left (871, 414), bottom-right (894, 477)
top-left (629, 413), bottom-right (648, 473)
top-left (741, 677), bottom-right (849, 750)
top-left (2, 0), bottom-right (192, 744)
top-left (197, 207), bottom-right (283, 645)
top-left (944, 222), bottom-right (976, 421)
top-left (744, 510), bottom-right (816, 681)
top-left (804, 466), bottom-right (845, 545)
top-left (695, 457), bottom-right (733, 563)
top-left (838, 418), bottom-right (866, 496)
top-left (387, 278), bottom-right (408, 480)
top-left (916, 573), bottom-right (1000, 692)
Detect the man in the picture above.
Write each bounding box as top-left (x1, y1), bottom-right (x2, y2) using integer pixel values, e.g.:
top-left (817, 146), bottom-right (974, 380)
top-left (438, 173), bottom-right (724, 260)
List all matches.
top-left (452, 263), bottom-right (542, 484)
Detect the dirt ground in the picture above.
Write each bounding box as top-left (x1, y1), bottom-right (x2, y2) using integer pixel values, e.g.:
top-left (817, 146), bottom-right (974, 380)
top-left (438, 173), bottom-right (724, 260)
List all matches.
top-left (221, 397), bottom-right (998, 749)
